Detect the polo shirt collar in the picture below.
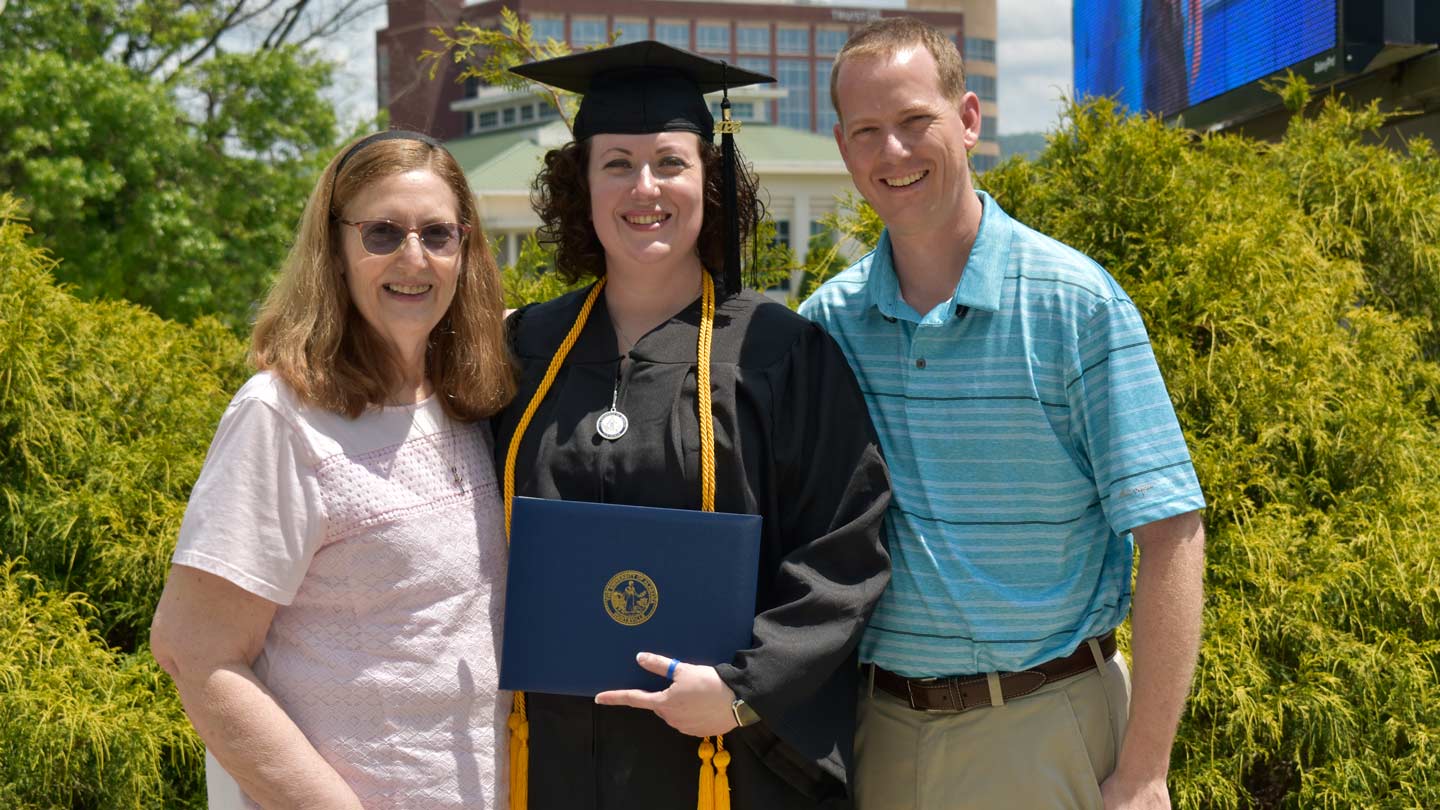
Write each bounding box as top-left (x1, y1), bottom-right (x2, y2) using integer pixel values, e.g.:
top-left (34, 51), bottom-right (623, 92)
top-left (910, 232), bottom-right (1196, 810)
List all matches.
top-left (865, 190), bottom-right (1010, 325)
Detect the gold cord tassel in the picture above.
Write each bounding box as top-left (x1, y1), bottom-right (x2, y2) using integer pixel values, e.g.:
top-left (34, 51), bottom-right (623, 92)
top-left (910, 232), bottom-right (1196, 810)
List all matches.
top-left (693, 274), bottom-right (724, 810)
top-left (713, 736), bottom-right (732, 810)
top-left (508, 692), bottom-right (529, 810)
top-left (697, 737), bottom-right (717, 810)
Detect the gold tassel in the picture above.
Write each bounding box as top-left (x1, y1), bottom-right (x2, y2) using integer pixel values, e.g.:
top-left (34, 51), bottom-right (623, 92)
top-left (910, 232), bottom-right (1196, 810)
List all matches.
top-left (509, 692), bottom-right (529, 810)
top-left (713, 736), bottom-right (731, 810)
top-left (697, 738), bottom-right (716, 810)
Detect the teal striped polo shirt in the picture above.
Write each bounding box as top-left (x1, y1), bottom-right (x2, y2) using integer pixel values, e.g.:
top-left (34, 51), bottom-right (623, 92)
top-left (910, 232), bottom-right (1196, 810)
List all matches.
top-left (799, 191), bottom-right (1205, 677)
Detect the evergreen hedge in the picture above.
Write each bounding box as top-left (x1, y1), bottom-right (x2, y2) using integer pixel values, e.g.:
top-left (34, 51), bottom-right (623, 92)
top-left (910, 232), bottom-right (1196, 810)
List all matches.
top-left (2, 84), bottom-right (1439, 807)
top-left (976, 88), bottom-right (1440, 808)
top-left (0, 194), bottom-right (245, 807)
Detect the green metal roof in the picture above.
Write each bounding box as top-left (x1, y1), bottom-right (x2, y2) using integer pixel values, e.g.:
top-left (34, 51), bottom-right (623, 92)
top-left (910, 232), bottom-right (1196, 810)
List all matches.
top-left (467, 140), bottom-right (549, 195)
top-left (731, 124), bottom-right (843, 163)
top-left (451, 123), bottom-right (843, 195)
top-left (445, 129), bottom-right (537, 169)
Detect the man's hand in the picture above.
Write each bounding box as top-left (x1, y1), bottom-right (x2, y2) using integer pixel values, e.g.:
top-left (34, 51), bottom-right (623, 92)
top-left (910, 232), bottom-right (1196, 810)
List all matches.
top-left (1103, 509), bottom-right (1205, 810)
top-left (594, 652), bottom-right (739, 737)
top-left (1101, 771), bottom-right (1170, 810)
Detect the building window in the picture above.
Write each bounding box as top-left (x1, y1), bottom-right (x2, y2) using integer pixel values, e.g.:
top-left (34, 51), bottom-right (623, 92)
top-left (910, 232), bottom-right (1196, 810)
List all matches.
top-left (531, 16), bottom-right (564, 44)
top-left (503, 107), bottom-right (516, 125)
top-left (777, 58), bottom-right (810, 130)
top-left (463, 77), bottom-right (479, 99)
top-left (777, 26), bottom-right (808, 55)
top-left (538, 104), bottom-right (560, 120)
top-left (980, 116), bottom-right (996, 140)
top-left (613, 18), bottom-right (648, 44)
top-left (478, 110), bottom-right (498, 130)
top-left (774, 219), bottom-right (791, 248)
top-left (972, 153), bottom-right (999, 173)
top-left (969, 74), bottom-right (997, 102)
top-left (737, 25), bottom-right (769, 53)
top-left (739, 56), bottom-right (771, 73)
top-left (572, 17), bottom-right (606, 47)
top-left (466, 110), bottom-right (475, 133)
top-left (656, 22), bottom-right (689, 49)
top-left (964, 37), bottom-right (996, 63)
top-left (815, 29), bottom-right (847, 56)
top-left (814, 61), bottom-right (837, 133)
top-left (697, 24), bottom-right (729, 53)
top-left (521, 104), bottom-right (535, 122)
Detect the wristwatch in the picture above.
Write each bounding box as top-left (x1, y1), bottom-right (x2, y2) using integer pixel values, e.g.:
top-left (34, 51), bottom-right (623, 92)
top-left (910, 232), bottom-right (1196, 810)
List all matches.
top-left (731, 698), bottom-right (761, 728)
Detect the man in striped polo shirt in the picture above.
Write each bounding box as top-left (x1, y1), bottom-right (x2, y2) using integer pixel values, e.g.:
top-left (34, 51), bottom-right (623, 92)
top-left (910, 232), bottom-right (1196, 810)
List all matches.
top-left (800, 17), bottom-right (1207, 810)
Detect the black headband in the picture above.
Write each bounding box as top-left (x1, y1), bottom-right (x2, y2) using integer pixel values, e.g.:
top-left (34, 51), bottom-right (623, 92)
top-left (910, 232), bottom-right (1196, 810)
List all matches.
top-left (329, 129), bottom-right (444, 211)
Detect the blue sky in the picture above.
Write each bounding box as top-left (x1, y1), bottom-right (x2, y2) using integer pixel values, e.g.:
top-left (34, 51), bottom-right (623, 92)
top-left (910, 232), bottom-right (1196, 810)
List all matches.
top-left (321, 0), bottom-right (1075, 135)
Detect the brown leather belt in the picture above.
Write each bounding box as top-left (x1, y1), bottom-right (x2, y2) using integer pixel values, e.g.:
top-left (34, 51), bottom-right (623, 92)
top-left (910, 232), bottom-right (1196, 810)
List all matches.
top-left (868, 632), bottom-right (1117, 713)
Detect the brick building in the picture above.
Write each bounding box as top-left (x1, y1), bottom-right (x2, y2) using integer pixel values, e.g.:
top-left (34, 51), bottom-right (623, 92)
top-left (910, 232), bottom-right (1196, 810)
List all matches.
top-left (376, 0), bottom-right (1001, 170)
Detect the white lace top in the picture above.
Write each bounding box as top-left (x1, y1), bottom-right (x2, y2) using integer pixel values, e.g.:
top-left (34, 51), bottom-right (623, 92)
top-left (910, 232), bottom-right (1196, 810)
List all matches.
top-left (174, 372), bottom-right (508, 809)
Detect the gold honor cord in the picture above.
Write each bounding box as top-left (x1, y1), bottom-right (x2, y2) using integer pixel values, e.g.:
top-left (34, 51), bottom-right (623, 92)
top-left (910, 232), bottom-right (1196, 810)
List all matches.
top-left (503, 272), bottom-right (730, 810)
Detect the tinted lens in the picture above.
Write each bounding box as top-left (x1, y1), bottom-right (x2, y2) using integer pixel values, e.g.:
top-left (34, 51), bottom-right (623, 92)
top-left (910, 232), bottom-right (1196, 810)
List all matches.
top-left (419, 223), bottom-right (462, 256)
top-left (359, 221), bottom-right (405, 254)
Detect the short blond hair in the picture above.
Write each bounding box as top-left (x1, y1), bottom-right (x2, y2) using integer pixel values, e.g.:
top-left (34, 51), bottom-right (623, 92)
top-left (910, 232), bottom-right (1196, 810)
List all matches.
top-left (251, 134), bottom-right (515, 421)
top-left (830, 17), bottom-right (968, 123)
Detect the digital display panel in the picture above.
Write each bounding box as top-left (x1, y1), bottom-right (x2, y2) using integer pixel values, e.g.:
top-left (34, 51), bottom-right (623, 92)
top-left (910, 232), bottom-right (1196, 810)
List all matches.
top-left (1074, 0), bottom-right (1338, 118)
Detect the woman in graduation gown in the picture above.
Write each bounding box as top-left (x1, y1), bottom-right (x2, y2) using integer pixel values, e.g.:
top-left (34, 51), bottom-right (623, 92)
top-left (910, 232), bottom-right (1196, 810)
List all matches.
top-left (495, 42), bottom-right (892, 809)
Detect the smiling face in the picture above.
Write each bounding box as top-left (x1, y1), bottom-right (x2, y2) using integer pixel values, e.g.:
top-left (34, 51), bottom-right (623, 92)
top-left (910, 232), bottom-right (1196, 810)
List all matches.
top-left (833, 46), bottom-right (982, 239)
top-left (587, 131), bottom-right (706, 273)
top-left (339, 169), bottom-right (462, 361)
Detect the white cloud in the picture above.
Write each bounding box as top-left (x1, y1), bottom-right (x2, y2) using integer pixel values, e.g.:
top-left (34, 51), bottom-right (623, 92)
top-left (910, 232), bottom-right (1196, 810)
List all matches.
top-left (996, 0), bottom-right (1073, 134)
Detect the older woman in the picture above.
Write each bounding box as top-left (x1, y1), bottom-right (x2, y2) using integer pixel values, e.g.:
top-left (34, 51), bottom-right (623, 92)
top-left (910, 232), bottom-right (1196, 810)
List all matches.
top-left (497, 43), bottom-right (892, 809)
top-left (150, 130), bottom-right (514, 809)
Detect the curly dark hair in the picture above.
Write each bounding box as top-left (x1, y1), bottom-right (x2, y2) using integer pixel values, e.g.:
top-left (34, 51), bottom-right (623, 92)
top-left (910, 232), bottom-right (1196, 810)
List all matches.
top-left (530, 135), bottom-right (764, 284)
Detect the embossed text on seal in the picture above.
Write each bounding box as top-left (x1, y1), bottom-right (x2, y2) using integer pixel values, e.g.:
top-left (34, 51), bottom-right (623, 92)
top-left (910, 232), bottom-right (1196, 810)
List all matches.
top-left (603, 570), bottom-right (658, 626)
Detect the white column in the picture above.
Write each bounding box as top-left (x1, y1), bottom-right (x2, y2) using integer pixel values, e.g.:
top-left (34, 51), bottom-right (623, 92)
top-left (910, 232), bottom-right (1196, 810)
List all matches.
top-left (506, 231), bottom-right (520, 267)
top-left (790, 193), bottom-right (812, 291)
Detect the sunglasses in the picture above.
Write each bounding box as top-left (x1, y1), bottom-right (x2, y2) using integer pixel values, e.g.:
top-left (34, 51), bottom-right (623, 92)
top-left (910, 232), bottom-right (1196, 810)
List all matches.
top-left (340, 219), bottom-right (471, 257)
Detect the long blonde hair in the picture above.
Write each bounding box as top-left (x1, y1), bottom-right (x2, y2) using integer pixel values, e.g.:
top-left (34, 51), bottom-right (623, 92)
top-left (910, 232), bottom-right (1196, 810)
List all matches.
top-left (252, 134), bottom-right (515, 421)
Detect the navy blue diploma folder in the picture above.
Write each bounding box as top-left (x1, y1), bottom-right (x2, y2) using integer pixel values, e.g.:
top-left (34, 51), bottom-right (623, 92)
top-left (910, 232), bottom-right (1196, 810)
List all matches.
top-left (500, 497), bottom-right (762, 696)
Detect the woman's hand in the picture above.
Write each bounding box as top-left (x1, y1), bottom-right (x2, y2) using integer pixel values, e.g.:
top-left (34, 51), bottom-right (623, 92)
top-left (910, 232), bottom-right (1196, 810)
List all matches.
top-left (594, 652), bottom-right (739, 737)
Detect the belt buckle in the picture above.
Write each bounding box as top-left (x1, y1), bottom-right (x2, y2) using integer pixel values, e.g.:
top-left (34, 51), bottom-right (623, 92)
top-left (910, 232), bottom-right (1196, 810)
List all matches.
top-left (906, 676), bottom-right (959, 713)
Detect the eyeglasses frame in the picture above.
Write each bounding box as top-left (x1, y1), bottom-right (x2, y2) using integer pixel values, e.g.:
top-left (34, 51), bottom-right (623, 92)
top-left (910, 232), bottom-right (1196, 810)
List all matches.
top-left (338, 218), bottom-right (473, 257)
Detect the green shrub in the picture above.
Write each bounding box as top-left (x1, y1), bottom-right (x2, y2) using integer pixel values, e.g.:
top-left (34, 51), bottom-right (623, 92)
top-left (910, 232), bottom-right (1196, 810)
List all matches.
top-left (0, 194), bottom-right (249, 648)
top-left (0, 561), bottom-right (204, 809)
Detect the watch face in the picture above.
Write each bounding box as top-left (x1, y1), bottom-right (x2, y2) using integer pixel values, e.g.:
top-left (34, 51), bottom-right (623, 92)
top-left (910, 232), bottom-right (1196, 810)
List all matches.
top-left (732, 699), bottom-right (760, 727)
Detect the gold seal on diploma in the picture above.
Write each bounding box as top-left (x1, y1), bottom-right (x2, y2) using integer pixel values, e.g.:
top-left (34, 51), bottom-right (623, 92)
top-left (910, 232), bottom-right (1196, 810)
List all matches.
top-left (603, 570), bottom-right (658, 626)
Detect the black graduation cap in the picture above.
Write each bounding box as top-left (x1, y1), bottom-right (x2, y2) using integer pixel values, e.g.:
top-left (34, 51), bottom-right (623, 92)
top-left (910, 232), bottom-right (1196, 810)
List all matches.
top-left (511, 41), bottom-right (776, 293)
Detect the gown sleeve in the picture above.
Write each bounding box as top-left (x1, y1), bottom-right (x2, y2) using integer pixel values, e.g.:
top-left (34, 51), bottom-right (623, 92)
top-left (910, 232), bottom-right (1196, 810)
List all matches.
top-left (714, 319), bottom-right (891, 752)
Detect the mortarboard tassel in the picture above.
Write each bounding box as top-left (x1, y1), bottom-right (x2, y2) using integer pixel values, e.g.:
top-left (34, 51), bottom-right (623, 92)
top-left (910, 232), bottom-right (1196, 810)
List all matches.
top-left (698, 738), bottom-right (716, 810)
top-left (713, 736), bottom-right (732, 810)
top-left (718, 67), bottom-right (742, 296)
top-left (507, 693), bottom-right (528, 810)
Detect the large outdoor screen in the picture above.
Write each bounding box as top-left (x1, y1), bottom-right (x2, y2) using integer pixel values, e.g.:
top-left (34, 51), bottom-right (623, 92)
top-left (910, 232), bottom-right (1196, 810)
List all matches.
top-left (1074, 0), bottom-right (1339, 118)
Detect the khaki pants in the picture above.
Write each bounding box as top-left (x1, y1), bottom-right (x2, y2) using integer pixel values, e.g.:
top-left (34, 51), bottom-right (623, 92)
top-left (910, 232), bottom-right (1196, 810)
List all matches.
top-left (855, 653), bottom-right (1131, 810)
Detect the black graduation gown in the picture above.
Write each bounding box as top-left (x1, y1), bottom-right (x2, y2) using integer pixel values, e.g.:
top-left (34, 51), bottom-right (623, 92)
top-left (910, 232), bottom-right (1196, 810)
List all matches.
top-left (495, 286), bottom-right (892, 809)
